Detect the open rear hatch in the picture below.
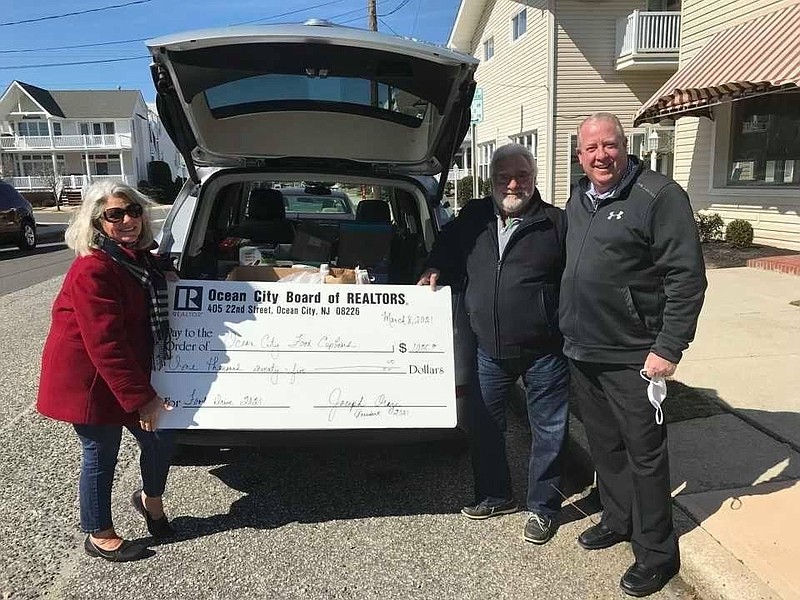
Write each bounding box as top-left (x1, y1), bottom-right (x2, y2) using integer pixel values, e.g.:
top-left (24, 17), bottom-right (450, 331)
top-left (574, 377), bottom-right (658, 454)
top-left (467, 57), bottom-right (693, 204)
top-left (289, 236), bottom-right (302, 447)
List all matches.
top-left (147, 21), bottom-right (478, 184)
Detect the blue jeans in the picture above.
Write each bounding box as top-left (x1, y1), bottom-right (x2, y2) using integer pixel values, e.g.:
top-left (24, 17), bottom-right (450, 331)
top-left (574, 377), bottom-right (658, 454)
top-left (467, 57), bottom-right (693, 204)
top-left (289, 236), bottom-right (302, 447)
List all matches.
top-left (470, 347), bottom-right (569, 517)
top-left (73, 423), bottom-right (174, 533)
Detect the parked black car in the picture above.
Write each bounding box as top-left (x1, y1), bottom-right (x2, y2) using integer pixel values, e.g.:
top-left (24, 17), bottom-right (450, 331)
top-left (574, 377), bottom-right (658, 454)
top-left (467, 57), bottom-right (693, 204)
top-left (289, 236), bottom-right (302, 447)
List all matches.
top-left (0, 180), bottom-right (37, 250)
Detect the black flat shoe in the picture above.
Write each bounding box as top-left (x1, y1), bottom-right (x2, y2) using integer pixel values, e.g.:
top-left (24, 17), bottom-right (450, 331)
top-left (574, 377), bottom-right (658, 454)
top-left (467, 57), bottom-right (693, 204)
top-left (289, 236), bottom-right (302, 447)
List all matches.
top-left (84, 535), bottom-right (148, 562)
top-left (620, 560), bottom-right (680, 597)
top-left (131, 489), bottom-right (175, 539)
top-left (577, 521), bottom-right (629, 550)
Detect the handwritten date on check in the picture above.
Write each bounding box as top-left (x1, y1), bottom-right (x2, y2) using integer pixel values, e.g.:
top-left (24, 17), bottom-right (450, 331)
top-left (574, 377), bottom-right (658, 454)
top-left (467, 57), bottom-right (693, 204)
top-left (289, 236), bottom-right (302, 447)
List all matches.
top-left (152, 280), bottom-right (456, 430)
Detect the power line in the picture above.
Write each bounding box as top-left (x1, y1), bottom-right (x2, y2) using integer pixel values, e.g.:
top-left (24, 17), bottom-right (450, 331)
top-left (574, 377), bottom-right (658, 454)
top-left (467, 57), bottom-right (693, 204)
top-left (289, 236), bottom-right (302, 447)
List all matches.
top-left (378, 18), bottom-right (399, 35)
top-left (410, 0), bottom-right (421, 37)
top-left (0, 38), bottom-right (148, 54)
top-left (230, 0), bottom-right (347, 26)
top-left (380, 0), bottom-right (413, 18)
top-left (326, 7), bottom-right (368, 21)
top-left (0, 0), bottom-right (152, 27)
top-left (336, 0), bottom-right (413, 25)
top-left (0, 0), bottom-right (350, 54)
top-left (0, 56), bottom-right (149, 70)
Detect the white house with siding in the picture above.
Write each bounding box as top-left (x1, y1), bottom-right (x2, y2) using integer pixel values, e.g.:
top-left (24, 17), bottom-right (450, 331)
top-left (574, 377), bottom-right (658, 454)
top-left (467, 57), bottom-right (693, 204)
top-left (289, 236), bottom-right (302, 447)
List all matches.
top-left (448, 0), bottom-right (682, 205)
top-left (635, 0), bottom-right (800, 250)
top-left (0, 81), bottom-right (167, 199)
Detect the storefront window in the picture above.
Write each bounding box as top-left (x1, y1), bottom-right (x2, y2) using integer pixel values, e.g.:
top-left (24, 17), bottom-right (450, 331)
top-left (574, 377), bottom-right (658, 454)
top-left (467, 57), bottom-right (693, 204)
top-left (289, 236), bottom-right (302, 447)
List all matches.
top-left (728, 92), bottom-right (800, 186)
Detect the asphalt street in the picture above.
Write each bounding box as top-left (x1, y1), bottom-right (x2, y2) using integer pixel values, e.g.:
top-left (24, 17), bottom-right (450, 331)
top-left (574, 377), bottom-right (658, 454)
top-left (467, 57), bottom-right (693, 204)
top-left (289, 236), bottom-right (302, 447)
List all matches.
top-left (1, 244), bottom-right (698, 599)
top-left (0, 205), bottom-right (170, 297)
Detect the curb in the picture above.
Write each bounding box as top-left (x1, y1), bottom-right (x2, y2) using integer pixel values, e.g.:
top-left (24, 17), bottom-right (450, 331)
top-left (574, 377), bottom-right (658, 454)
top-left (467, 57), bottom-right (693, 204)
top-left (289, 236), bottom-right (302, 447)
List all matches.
top-left (567, 412), bottom-right (779, 600)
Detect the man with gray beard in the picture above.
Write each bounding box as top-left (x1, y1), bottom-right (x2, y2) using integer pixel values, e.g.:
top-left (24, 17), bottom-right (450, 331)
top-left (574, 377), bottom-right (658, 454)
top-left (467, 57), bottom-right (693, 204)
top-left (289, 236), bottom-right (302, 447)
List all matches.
top-left (419, 144), bottom-right (568, 544)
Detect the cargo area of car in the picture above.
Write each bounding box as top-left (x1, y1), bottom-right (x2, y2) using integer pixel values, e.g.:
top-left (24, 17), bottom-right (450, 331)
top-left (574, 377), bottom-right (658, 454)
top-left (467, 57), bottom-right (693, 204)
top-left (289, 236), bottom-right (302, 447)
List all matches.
top-left (177, 174), bottom-right (440, 286)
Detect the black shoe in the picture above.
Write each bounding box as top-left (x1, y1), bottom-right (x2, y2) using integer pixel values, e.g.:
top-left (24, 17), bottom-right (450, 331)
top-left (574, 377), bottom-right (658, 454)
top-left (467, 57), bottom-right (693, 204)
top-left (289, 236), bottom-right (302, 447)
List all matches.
top-left (577, 521), bottom-right (629, 550)
top-left (523, 513), bottom-right (557, 544)
top-left (84, 535), bottom-right (148, 562)
top-left (131, 489), bottom-right (175, 539)
top-left (620, 560), bottom-right (680, 597)
top-left (461, 498), bottom-right (518, 520)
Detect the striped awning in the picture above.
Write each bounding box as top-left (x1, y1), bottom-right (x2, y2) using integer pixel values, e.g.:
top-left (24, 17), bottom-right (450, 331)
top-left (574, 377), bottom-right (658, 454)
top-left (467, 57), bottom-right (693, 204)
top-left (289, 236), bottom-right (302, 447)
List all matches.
top-left (634, 2), bottom-right (800, 126)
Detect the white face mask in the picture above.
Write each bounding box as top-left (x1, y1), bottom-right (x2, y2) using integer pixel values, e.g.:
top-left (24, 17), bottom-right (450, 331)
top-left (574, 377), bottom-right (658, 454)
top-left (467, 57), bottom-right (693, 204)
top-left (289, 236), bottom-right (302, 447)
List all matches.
top-left (640, 369), bottom-right (668, 425)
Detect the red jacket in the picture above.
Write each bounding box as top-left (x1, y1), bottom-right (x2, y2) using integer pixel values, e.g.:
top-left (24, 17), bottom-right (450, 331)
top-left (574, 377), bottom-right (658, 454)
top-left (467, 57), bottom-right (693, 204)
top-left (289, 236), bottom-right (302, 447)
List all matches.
top-left (37, 249), bottom-right (157, 425)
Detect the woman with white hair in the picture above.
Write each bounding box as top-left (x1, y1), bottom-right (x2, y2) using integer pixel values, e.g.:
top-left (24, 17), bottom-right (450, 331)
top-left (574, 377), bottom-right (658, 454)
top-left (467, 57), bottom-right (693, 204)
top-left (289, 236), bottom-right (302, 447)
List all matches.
top-left (37, 180), bottom-right (175, 562)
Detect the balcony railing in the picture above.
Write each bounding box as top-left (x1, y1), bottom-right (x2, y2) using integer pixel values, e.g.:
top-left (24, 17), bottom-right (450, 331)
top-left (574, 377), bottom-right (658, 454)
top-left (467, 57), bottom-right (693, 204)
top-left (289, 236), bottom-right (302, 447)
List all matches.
top-left (616, 11), bottom-right (680, 71)
top-left (0, 133), bottom-right (132, 151)
top-left (447, 167), bottom-right (472, 183)
top-left (9, 174), bottom-right (135, 191)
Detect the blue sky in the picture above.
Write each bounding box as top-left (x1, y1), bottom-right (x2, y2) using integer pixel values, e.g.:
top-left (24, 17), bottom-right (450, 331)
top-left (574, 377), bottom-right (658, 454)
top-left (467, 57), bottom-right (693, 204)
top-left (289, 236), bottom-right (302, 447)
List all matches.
top-left (1, 0), bottom-right (463, 102)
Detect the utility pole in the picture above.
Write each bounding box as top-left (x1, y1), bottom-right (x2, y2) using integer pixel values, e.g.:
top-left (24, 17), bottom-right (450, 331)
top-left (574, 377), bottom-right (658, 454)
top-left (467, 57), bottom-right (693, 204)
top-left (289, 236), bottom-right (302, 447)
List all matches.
top-left (368, 0), bottom-right (379, 202)
top-left (368, 0), bottom-right (377, 31)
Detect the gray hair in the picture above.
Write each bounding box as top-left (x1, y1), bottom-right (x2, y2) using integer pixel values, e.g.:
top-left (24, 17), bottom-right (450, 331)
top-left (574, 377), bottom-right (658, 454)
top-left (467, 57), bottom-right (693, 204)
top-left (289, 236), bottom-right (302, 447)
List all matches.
top-left (490, 143), bottom-right (538, 182)
top-left (64, 180), bottom-right (156, 257)
top-left (577, 112), bottom-right (627, 148)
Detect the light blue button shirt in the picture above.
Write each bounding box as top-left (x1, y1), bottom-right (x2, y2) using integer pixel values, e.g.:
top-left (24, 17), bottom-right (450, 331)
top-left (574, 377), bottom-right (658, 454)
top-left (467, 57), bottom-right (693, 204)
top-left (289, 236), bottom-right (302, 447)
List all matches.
top-left (497, 215), bottom-right (523, 257)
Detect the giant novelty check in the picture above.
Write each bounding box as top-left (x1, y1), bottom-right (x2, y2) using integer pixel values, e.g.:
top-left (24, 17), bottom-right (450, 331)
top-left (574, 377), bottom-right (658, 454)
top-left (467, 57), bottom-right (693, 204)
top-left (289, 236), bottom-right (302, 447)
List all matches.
top-left (152, 280), bottom-right (456, 429)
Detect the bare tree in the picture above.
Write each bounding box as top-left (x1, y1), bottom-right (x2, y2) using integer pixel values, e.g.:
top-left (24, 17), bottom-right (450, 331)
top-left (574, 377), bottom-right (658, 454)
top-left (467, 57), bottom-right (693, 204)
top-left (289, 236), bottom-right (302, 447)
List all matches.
top-left (34, 164), bottom-right (64, 211)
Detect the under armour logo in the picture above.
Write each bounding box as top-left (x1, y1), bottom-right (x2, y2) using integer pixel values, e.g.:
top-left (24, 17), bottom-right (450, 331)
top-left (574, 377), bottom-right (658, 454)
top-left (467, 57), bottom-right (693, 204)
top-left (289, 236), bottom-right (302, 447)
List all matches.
top-left (607, 211), bottom-right (624, 220)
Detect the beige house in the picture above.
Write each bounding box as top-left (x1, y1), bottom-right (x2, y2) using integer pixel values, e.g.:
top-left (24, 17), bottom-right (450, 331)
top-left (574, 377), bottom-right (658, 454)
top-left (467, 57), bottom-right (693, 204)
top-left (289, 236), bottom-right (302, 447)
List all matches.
top-left (448, 0), bottom-right (681, 205)
top-left (635, 0), bottom-right (800, 250)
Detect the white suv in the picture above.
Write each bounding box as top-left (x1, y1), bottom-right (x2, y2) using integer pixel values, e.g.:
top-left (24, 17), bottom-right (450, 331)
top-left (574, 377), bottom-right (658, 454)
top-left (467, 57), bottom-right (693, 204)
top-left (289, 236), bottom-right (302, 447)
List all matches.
top-left (150, 20), bottom-right (478, 444)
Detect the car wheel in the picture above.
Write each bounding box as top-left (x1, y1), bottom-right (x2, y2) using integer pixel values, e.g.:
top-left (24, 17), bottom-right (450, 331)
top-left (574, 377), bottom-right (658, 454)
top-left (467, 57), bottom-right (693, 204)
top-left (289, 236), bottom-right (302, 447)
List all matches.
top-left (18, 222), bottom-right (37, 250)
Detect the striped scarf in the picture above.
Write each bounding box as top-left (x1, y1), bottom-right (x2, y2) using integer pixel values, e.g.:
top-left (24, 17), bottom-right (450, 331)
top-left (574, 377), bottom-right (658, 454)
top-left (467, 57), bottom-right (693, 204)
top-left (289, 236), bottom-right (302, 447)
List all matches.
top-left (94, 232), bottom-right (171, 369)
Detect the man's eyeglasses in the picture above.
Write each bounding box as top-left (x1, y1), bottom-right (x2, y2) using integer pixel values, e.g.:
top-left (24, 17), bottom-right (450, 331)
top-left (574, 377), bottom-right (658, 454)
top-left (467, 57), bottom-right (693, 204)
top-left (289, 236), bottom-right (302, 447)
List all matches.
top-left (102, 203), bottom-right (144, 223)
top-left (493, 172), bottom-right (533, 186)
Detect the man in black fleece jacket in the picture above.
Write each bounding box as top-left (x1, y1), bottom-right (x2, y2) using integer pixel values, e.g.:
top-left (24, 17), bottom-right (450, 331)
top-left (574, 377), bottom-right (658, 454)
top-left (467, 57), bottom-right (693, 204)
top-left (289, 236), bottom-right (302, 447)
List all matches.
top-left (561, 113), bottom-right (706, 597)
top-left (419, 143), bottom-right (568, 545)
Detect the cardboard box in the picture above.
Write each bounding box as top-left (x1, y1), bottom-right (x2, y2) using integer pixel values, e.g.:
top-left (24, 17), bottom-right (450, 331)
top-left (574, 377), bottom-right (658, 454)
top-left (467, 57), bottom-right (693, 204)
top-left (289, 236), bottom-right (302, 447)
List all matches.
top-left (227, 265), bottom-right (356, 284)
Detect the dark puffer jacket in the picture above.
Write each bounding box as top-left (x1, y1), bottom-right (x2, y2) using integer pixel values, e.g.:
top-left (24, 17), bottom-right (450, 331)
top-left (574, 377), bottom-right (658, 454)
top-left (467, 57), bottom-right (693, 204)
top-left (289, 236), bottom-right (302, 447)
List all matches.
top-left (425, 191), bottom-right (566, 359)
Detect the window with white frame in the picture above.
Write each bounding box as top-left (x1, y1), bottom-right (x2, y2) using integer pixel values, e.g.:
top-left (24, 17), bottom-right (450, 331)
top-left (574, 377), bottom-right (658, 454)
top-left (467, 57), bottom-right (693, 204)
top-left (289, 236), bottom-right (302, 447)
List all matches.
top-left (728, 92), bottom-right (800, 186)
top-left (453, 146), bottom-right (472, 171)
top-left (647, 0), bottom-right (681, 10)
top-left (15, 121), bottom-right (50, 136)
top-left (79, 122), bottom-right (116, 136)
top-left (512, 9), bottom-right (527, 41)
top-left (483, 37), bottom-right (495, 61)
top-left (18, 154), bottom-right (65, 176)
top-left (512, 131), bottom-right (538, 160)
top-left (88, 154), bottom-right (122, 175)
top-left (478, 141), bottom-right (495, 181)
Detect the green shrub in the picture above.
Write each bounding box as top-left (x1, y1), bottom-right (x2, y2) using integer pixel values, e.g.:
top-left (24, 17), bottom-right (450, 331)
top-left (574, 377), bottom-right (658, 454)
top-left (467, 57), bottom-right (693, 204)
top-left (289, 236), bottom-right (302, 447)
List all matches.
top-left (147, 160), bottom-right (173, 190)
top-left (694, 212), bottom-right (724, 242)
top-left (725, 219), bottom-right (754, 248)
top-left (481, 177), bottom-right (492, 197)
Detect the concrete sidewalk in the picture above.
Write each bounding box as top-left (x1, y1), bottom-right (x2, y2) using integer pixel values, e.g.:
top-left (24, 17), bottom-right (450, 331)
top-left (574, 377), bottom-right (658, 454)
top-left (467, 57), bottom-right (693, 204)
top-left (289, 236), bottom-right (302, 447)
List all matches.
top-left (569, 267), bottom-right (800, 600)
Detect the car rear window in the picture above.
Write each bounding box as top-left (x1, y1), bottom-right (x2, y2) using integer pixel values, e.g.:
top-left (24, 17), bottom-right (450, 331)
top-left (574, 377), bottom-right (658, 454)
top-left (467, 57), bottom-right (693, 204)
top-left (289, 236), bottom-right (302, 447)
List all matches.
top-left (204, 74), bottom-right (428, 125)
top-left (283, 193), bottom-right (351, 215)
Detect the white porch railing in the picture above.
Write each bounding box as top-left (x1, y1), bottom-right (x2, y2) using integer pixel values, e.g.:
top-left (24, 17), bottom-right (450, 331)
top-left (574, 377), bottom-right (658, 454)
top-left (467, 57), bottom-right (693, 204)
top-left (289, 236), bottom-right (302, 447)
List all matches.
top-left (447, 167), bottom-right (472, 183)
top-left (616, 11), bottom-right (680, 68)
top-left (9, 174), bottom-right (135, 191)
top-left (0, 133), bottom-right (132, 150)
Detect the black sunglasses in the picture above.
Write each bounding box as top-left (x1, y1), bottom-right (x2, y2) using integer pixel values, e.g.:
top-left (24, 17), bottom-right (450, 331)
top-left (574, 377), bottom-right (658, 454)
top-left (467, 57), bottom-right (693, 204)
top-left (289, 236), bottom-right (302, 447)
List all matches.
top-left (102, 203), bottom-right (144, 223)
